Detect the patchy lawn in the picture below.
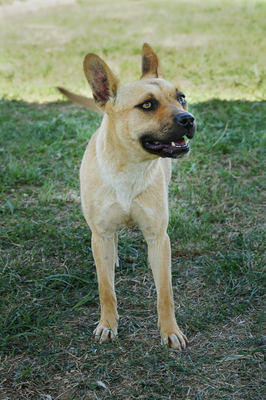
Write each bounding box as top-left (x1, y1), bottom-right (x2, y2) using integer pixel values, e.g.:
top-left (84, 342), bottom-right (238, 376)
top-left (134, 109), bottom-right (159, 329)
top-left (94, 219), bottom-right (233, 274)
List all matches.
top-left (0, 1), bottom-right (266, 399)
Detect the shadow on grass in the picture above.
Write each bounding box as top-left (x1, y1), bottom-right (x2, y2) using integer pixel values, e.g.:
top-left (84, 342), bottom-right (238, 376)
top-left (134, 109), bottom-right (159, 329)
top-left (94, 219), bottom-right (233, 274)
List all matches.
top-left (0, 98), bottom-right (265, 399)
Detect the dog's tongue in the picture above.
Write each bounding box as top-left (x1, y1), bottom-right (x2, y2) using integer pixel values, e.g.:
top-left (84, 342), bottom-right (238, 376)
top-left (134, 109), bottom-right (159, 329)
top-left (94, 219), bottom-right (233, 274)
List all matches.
top-left (162, 137), bottom-right (189, 154)
top-left (173, 138), bottom-right (186, 146)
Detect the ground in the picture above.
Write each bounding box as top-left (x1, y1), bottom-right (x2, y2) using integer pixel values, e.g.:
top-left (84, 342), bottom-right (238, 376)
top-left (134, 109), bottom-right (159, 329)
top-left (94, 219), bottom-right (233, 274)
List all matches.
top-left (0, 1), bottom-right (265, 399)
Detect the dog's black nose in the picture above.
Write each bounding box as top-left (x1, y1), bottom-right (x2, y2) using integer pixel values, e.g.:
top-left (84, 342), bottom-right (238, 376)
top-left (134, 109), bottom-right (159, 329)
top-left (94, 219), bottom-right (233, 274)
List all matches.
top-left (176, 113), bottom-right (195, 127)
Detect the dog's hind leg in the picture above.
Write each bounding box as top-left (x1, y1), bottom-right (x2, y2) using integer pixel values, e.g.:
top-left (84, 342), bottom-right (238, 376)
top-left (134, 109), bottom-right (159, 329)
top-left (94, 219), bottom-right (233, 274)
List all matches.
top-left (91, 232), bottom-right (119, 342)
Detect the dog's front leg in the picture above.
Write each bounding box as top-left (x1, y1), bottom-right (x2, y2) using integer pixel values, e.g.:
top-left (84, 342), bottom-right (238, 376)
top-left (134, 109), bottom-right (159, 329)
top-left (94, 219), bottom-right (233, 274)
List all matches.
top-left (146, 232), bottom-right (188, 350)
top-left (91, 232), bottom-right (119, 342)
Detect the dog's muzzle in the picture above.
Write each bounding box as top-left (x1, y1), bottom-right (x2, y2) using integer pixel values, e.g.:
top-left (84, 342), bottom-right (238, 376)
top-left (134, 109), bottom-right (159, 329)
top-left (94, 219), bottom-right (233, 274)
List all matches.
top-left (140, 111), bottom-right (196, 159)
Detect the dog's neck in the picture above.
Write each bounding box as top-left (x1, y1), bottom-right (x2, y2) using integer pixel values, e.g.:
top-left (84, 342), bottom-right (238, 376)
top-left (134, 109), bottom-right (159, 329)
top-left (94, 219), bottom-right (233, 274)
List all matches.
top-left (97, 114), bottom-right (158, 168)
top-left (95, 115), bottom-right (162, 211)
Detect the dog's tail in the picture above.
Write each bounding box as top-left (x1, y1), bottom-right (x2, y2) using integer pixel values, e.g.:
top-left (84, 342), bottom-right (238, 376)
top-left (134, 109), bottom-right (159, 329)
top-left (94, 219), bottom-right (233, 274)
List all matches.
top-left (57, 87), bottom-right (102, 113)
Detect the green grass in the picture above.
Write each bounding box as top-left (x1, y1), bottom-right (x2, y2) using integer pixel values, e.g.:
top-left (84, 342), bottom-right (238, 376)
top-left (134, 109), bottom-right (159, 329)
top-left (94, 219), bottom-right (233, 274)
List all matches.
top-left (1, 0), bottom-right (266, 103)
top-left (0, 1), bottom-right (266, 399)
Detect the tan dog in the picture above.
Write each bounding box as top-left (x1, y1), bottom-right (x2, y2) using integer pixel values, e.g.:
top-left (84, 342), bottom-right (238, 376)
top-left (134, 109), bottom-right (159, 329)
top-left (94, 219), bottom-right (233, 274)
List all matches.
top-left (59, 44), bottom-right (196, 350)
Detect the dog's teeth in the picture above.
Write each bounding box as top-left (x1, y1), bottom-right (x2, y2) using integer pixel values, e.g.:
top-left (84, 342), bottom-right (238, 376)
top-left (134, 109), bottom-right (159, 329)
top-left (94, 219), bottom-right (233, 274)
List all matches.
top-left (171, 142), bottom-right (175, 147)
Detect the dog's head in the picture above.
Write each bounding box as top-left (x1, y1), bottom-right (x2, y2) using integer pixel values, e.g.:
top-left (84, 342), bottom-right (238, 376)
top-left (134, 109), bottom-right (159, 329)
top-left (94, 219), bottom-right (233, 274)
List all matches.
top-left (83, 44), bottom-right (196, 159)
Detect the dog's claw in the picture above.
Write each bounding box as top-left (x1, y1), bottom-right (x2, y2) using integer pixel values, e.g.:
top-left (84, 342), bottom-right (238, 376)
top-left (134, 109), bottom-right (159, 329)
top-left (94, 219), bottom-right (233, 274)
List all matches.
top-left (93, 324), bottom-right (117, 343)
top-left (161, 327), bottom-right (188, 350)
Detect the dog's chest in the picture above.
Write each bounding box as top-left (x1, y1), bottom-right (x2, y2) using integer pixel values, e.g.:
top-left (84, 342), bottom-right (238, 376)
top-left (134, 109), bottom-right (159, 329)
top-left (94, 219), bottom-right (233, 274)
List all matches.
top-left (108, 170), bottom-right (150, 213)
top-left (100, 159), bottom-right (158, 215)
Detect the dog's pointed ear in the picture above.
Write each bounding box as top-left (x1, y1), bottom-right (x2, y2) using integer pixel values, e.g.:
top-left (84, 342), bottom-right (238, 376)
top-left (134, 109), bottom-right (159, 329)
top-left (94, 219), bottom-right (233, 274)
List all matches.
top-left (140, 43), bottom-right (164, 79)
top-left (83, 54), bottom-right (120, 108)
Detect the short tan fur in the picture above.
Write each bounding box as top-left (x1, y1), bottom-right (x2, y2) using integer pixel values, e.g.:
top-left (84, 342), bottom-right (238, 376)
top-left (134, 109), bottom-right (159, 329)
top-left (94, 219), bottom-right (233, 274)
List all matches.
top-left (60, 44), bottom-right (196, 350)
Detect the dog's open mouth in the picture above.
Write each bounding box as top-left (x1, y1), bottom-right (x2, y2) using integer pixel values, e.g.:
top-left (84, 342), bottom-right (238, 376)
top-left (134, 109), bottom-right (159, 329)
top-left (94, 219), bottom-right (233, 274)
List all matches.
top-left (142, 137), bottom-right (190, 158)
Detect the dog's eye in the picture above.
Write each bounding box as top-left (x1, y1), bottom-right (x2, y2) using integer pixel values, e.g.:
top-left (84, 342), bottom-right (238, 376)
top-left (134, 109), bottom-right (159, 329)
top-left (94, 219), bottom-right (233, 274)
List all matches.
top-left (178, 94), bottom-right (187, 105)
top-left (142, 102), bottom-right (152, 109)
top-left (136, 99), bottom-right (158, 110)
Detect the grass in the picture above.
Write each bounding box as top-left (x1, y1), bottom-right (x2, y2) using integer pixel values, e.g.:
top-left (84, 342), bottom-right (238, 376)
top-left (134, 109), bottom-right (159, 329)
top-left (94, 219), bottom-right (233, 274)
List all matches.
top-left (0, 0), bottom-right (266, 399)
top-left (1, 0), bottom-right (266, 103)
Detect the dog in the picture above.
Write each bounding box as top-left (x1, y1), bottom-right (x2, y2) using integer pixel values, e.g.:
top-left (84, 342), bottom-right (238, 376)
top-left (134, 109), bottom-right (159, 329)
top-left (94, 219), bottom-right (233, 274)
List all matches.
top-left (58, 43), bottom-right (196, 350)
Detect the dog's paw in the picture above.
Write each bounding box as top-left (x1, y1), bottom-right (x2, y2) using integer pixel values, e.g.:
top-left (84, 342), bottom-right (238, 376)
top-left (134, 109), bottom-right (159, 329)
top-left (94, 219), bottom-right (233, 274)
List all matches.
top-left (161, 326), bottom-right (188, 351)
top-left (93, 321), bottom-right (118, 343)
